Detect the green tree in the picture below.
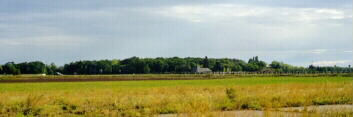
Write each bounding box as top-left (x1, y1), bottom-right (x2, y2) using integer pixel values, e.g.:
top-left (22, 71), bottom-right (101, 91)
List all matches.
top-left (3, 62), bottom-right (21, 75)
top-left (0, 65), bottom-right (3, 74)
top-left (28, 61), bottom-right (46, 74)
top-left (112, 64), bottom-right (121, 74)
top-left (203, 56), bottom-right (209, 68)
top-left (246, 56), bottom-right (267, 72)
top-left (270, 61), bottom-right (282, 69)
top-left (45, 63), bottom-right (57, 75)
top-left (54, 56), bottom-right (353, 74)
top-left (214, 61), bottom-right (223, 72)
top-left (150, 58), bottom-right (167, 73)
top-left (143, 64), bottom-right (150, 73)
top-left (232, 64), bottom-right (242, 72)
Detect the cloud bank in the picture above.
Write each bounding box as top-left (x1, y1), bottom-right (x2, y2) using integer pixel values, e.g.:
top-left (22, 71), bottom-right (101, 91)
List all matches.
top-left (0, 0), bottom-right (351, 66)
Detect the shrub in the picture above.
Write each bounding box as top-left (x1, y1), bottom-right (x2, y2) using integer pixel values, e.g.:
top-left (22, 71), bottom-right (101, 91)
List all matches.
top-left (241, 102), bottom-right (262, 110)
top-left (225, 88), bottom-right (236, 102)
top-left (312, 98), bottom-right (331, 105)
top-left (218, 99), bottom-right (234, 111)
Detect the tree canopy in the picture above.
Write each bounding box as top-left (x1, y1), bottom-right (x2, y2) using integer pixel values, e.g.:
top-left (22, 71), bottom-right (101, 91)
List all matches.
top-left (0, 57), bottom-right (352, 75)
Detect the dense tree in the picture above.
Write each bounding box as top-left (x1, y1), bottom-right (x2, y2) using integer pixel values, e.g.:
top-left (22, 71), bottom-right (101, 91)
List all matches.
top-left (149, 58), bottom-right (167, 73)
top-left (270, 61), bottom-right (282, 69)
top-left (3, 62), bottom-right (20, 75)
top-left (17, 61), bottom-right (46, 74)
top-left (246, 56), bottom-right (267, 71)
top-left (45, 63), bottom-right (57, 75)
top-left (1, 57), bottom-right (352, 75)
top-left (270, 61), bottom-right (302, 73)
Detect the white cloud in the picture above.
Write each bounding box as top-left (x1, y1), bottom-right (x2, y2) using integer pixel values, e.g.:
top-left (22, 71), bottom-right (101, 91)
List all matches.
top-left (312, 60), bottom-right (349, 66)
top-left (344, 50), bottom-right (353, 53)
top-left (157, 4), bottom-right (268, 23)
top-left (311, 49), bottom-right (327, 54)
top-left (156, 4), bottom-right (351, 23)
top-left (0, 35), bottom-right (93, 47)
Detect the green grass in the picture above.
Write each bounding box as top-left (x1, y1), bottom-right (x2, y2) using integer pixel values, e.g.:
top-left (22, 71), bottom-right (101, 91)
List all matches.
top-left (1, 73), bottom-right (352, 80)
top-left (0, 77), bottom-right (351, 92)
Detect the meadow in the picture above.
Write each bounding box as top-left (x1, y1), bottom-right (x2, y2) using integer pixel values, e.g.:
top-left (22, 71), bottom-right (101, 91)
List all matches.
top-left (0, 75), bottom-right (352, 116)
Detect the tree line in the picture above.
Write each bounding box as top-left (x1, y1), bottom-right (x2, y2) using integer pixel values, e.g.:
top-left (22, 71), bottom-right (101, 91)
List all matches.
top-left (0, 56), bottom-right (352, 75)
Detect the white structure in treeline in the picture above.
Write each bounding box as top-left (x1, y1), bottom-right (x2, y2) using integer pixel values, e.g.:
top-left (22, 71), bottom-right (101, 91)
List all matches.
top-left (192, 66), bottom-right (212, 73)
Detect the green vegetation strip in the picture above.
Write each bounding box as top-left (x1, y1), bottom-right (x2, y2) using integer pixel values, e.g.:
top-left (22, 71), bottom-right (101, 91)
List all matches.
top-left (0, 77), bottom-right (351, 92)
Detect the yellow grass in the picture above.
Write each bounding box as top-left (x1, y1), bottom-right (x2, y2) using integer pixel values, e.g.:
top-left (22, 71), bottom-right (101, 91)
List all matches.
top-left (0, 77), bottom-right (352, 116)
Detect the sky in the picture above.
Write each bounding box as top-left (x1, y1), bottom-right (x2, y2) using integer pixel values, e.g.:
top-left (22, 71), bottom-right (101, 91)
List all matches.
top-left (0, 0), bottom-right (352, 66)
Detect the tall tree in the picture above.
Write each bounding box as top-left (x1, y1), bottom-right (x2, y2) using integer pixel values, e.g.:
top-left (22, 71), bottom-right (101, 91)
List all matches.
top-left (0, 65), bottom-right (3, 74)
top-left (214, 61), bottom-right (223, 72)
top-left (246, 56), bottom-right (266, 71)
top-left (202, 56), bottom-right (209, 68)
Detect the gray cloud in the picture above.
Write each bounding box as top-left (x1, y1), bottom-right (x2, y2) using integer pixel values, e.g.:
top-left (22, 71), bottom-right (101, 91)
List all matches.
top-left (0, 1), bottom-right (352, 66)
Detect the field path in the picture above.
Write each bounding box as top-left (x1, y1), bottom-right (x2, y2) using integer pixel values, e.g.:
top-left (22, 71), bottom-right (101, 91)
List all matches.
top-left (158, 105), bottom-right (353, 117)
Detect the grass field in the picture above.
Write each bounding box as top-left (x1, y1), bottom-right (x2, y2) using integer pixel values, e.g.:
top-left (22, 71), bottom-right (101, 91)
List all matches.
top-left (1, 73), bottom-right (352, 80)
top-left (0, 76), bottom-right (352, 116)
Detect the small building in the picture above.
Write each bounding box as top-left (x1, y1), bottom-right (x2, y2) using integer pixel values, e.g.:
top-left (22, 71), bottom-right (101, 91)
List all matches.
top-left (56, 72), bottom-right (64, 76)
top-left (192, 66), bottom-right (212, 73)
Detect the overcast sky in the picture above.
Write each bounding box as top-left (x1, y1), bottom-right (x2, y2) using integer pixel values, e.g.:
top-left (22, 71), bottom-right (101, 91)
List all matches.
top-left (0, 0), bottom-right (352, 66)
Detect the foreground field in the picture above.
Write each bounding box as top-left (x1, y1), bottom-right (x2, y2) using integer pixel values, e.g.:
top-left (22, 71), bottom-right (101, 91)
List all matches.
top-left (0, 76), bottom-right (352, 116)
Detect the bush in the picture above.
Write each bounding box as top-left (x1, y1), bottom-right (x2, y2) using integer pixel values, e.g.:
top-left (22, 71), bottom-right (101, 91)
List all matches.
top-left (218, 99), bottom-right (234, 111)
top-left (313, 98), bottom-right (332, 105)
top-left (241, 102), bottom-right (262, 110)
top-left (226, 88), bottom-right (236, 102)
